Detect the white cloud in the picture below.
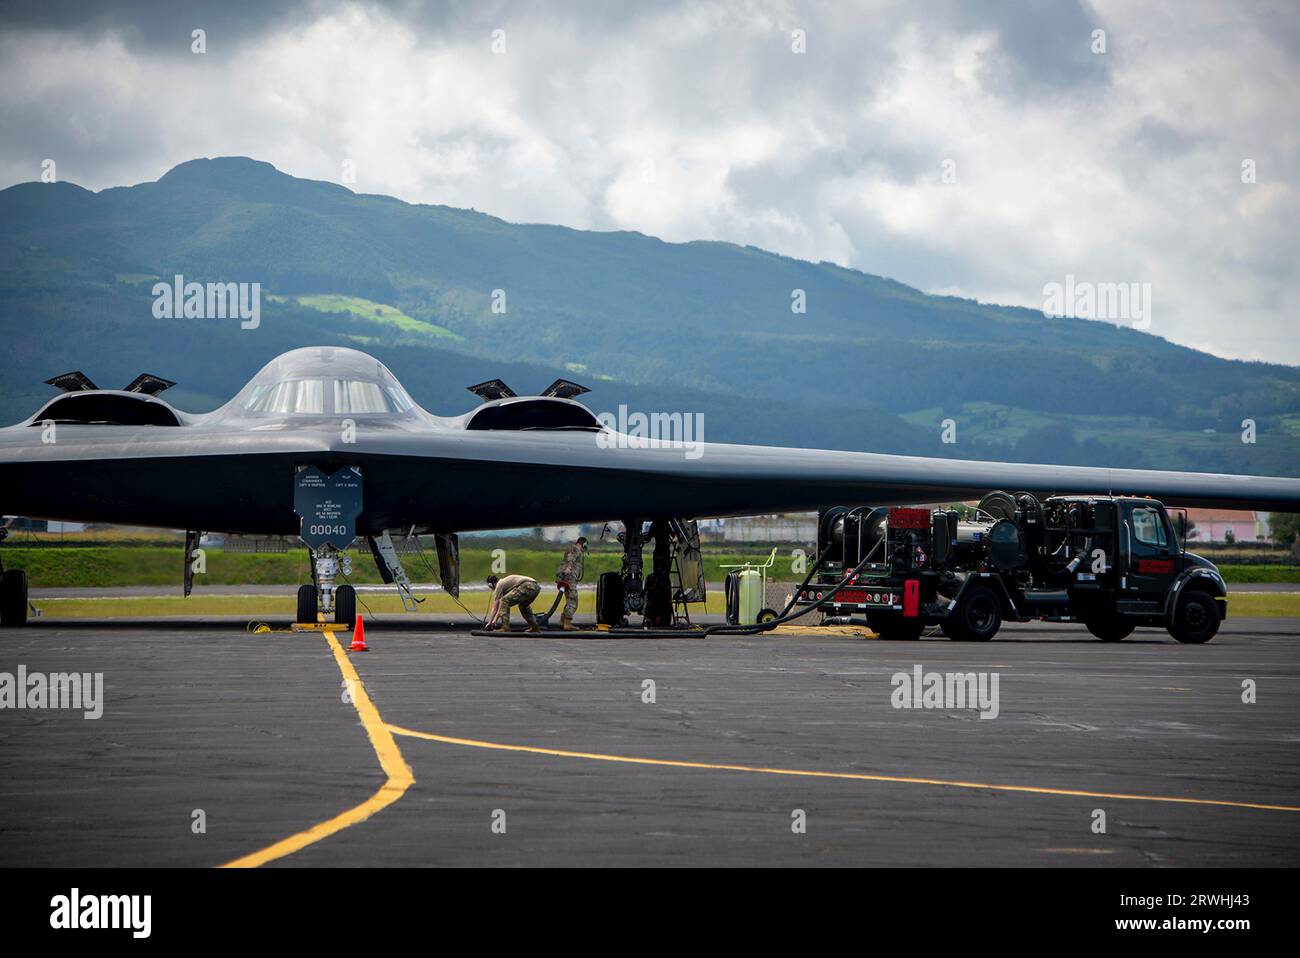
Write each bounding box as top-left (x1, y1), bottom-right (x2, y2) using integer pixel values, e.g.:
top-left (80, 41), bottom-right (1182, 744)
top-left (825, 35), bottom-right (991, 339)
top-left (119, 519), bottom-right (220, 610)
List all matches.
top-left (0, 0), bottom-right (1295, 361)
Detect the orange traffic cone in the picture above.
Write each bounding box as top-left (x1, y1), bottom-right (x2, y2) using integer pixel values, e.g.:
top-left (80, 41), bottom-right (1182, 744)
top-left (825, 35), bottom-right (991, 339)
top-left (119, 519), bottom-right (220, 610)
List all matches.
top-left (348, 614), bottom-right (369, 652)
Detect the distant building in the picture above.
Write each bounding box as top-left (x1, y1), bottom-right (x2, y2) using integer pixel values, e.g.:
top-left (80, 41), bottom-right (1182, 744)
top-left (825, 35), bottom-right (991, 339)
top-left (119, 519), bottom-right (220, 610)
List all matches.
top-left (540, 525), bottom-right (588, 543)
top-left (3, 517), bottom-right (48, 532)
top-left (718, 513), bottom-right (817, 544)
top-left (1183, 509), bottom-right (1267, 543)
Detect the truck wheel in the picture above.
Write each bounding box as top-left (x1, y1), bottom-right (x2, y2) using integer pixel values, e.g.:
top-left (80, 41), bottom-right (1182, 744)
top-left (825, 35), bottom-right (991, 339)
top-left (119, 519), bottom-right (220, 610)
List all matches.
top-left (296, 584), bottom-right (318, 624)
top-left (874, 619), bottom-right (924, 640)
top-left (0, 569), bottom-right (28, 626)
top-left (1169, 591), bottom-right (1219, 644)
top-left (951, 586), bottom-right (1001, 641)
top-left (335, 584), bottom-right (357, 629)
top-left (1085, 617), bottom-right (1135, 642)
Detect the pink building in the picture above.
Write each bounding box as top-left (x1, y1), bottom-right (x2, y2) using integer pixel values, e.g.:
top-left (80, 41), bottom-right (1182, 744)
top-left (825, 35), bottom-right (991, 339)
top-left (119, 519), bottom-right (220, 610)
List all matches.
top-left (1183, 509), bottom-right (1267, 544)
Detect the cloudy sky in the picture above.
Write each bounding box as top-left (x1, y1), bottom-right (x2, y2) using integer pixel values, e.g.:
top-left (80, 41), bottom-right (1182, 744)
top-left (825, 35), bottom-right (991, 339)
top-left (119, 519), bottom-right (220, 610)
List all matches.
top-left (2, 0), bottom-right (1297, 363)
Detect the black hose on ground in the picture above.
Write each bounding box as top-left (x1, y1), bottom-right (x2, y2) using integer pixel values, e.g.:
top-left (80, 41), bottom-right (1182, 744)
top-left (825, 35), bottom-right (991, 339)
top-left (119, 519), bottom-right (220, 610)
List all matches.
top-left (535, 589), bottom-right (565, 625)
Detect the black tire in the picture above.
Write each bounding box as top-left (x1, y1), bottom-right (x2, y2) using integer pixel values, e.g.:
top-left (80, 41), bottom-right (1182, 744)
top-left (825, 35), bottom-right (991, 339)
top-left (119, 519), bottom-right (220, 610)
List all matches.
top-left (0, 569), bottom-right (28, 627)
top-left (873, 617), bottom-right (925, 640)
top-left (596, 572), bottom-right (624, 626)
top-left (643, 571), bottom-right (673, 627)
top-left (756, 608), bottom-right (779, 625)
top-left (1168, 590), bottom-right (1219, 644)
top-left (296, 584), bottom-right (318, 624)
top-left (335, 584), bottom-right (357, 628)
top-left (950, 585), bottom-right (1002, 641)
top-left (1085, 616), bottom-right (1135, 642)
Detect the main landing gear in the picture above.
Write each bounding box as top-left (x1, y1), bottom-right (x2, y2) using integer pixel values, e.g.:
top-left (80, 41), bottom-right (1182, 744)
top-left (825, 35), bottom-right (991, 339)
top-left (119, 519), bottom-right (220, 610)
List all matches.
top-left (0, 527), bottom-right (30, 626)
top-left (596, 517), bottom-right (704, 628)
top-left (0, 566), bottom-right (28, 626)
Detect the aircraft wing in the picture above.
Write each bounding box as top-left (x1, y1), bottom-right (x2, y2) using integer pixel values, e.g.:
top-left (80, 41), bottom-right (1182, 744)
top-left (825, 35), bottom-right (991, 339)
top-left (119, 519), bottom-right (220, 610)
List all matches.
top-left (2, 346), bottom-right (1297, 535)
top-left (350, 430), bottom-right (1300, 530)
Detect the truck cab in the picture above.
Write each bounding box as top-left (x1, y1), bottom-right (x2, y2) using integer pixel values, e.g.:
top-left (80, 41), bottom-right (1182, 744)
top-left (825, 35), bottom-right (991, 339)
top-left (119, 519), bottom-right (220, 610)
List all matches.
top-left (1061, 496), bottom-right (1225, 643)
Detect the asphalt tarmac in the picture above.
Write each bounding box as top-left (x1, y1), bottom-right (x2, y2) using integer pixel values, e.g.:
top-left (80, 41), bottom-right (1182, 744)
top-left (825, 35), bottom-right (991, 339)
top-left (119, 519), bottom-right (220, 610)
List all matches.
top-left (1, 617), bottom-right (1297, 867)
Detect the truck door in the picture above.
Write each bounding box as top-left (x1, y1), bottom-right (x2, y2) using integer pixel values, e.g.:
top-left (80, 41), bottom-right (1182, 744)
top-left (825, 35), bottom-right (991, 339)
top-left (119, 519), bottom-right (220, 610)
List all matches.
top-left (1121, 502), bottom-right (1177, 609)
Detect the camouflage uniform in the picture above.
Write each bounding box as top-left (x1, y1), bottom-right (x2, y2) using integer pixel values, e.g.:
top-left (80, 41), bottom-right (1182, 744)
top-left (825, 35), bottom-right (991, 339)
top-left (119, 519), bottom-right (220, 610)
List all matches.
top-left (556, 541), bottom-right (586, 624)
top-left (492, 575), bottom-right (541, 631)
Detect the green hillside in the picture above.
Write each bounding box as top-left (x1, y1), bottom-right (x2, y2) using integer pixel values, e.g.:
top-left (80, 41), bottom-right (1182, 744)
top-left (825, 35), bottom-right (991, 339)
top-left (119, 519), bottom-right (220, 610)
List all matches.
top-left (1, 156), bottom-right (1297, 475)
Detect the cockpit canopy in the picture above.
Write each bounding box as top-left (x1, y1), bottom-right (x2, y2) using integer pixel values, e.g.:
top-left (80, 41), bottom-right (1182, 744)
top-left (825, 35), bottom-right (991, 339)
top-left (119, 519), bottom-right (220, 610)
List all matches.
top-left (230, 347), bottom-right (418, 417)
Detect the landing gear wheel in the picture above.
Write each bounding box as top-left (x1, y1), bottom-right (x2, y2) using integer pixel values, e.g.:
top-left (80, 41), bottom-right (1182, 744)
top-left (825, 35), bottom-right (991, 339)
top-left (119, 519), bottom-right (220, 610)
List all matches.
top-left (1085, 617), bottom-right (1135, 642)
top-left (873, 618), bottom-right (924, 640)
top-left (1168, 591), bottom-right (1219, 644)
top-left (596, 572), bottom-right (624, 626)
top-left (296, 584), bottom-right (318, 624)
top-left (950, 586), bottom-right (1002, 641)
top-left (756, 608), bottom-right (779, 625)
top-left (0, 569), bottom-right (28, 626)
top-left (335, 584), bottom-right (357, 629)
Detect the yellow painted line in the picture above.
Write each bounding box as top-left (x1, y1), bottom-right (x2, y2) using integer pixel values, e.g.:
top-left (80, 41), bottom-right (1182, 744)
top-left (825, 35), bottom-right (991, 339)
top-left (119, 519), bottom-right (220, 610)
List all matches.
top-left (221, 632), bottom-right (414, 868)
top-left (388, 724), bottom-right (1300, 814)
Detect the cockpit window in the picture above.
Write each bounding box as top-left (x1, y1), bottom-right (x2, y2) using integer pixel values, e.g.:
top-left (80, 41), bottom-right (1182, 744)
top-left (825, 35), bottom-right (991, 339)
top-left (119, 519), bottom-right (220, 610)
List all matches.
top-left (385, 386), bottom-right (413, 413)
top-left (334, 380), bottom-right (388, 414)
top-left (240, 377), bottom-right (416, 416)
top-left (242, 380), bottom-right (324, 414)
top-left (229, 348), bottom-right (422, 419)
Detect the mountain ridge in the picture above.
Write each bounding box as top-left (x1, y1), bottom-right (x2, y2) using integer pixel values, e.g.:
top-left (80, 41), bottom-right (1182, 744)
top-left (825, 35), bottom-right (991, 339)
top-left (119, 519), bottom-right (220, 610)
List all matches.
top-left (1, 156), bottom-right (1296, 477)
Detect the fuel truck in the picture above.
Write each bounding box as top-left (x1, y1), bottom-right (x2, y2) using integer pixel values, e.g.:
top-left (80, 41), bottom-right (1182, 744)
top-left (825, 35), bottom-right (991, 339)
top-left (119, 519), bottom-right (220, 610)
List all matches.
top-left (795, 491), bottom-right (1227, 643)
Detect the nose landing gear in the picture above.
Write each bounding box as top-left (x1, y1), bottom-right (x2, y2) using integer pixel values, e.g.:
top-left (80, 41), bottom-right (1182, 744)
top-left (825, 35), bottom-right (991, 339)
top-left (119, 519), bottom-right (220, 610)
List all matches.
top-left (293, 465), bottom-right (362, 628)
top-left (299, 544), bottom-right (356, 627)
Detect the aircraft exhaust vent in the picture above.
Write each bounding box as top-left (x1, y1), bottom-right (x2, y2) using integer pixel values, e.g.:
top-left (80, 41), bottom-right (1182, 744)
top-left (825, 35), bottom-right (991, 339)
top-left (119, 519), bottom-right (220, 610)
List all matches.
top-left (45, 371), bottom-right (98, 392)
top-left (123, 374), bottom-right (177, 396)
top-left (540, 379), bottom-right (591, 400)
top-left (45, 371), bottom-right (177, 396)
top-left (466, 379), bottom-right (517, 403)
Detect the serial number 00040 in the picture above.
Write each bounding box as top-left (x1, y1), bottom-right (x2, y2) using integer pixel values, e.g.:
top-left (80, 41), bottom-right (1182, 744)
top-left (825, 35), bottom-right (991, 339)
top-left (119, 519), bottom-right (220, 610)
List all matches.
top-left (307, 524), bottom-right (350, 537)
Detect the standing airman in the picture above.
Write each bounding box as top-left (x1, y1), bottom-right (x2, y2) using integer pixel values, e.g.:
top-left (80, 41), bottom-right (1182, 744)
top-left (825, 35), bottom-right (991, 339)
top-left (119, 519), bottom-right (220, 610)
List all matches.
top-left (555, 535), bottom-right (588, 631)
